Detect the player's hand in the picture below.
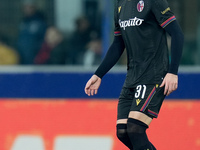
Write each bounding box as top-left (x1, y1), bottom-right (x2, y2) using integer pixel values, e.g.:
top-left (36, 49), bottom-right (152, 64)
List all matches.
top-left (160, 73), bottom-right (178, 96)
top-left (84, 75), bottom-right (102, 96)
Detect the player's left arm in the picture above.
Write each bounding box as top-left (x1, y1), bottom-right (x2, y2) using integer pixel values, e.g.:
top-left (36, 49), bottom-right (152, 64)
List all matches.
top-left (160, 20), bottom-right (184, 96)
top-left (151, 0), bottom-right (184, 95)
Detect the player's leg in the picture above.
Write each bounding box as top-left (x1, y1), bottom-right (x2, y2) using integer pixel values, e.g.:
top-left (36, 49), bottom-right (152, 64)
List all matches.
top-left (116, 87), bottom-right (135, 150)
top-left (126, 84), bottom-right (165, 150)
top-left (127, 111), bottom-right (155, 150)
top-left (117, 108), bottom-right (155, 150)
top-left (116, 119), bottom-right (132, 150)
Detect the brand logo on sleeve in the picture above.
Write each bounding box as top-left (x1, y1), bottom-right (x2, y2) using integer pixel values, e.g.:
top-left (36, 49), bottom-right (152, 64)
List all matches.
top-left (161, 7), bottom-right (171, 14)
top-left (119, 17), bottom-right (144, 30)
top-left (137, 0), bottom-right (144, 12)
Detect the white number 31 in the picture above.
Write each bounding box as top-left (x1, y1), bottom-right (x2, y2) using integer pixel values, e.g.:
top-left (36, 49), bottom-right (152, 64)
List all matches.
top-left (135, 85), bottom-right (147, 99)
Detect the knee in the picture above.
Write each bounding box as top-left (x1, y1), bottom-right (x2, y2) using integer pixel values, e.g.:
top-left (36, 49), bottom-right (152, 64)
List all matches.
top-left (116, 124), bottom-right (133, 150)
top-left (116, 124), bottom-right (128, 140)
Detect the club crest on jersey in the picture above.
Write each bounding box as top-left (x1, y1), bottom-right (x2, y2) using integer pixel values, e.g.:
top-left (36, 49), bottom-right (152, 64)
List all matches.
top-left (137, 0), bottom-right (144, 12)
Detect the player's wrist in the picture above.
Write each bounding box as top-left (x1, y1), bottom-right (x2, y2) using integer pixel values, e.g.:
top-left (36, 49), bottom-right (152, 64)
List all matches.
top-left (168, 65), bottom-right (179, 75)
top-left (168, 71), bottom-right (177, 75)
top-left (93, 73), bottom-right (102, 79)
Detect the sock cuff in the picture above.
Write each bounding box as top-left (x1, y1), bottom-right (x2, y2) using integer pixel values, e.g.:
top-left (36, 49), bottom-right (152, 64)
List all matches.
top-left (116, 124), bottom-right (127, 129)
top-left (127, 118), bottom-right (149, 128)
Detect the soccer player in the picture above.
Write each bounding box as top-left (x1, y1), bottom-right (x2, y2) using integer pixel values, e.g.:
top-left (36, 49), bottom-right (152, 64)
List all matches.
top-left (84, 0), bottom-right (184, 149)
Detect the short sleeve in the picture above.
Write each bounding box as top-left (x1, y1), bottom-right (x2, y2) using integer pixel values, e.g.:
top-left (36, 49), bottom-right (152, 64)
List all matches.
top-left (151, 0), bottom-right (176, 28)
top-left (114, 0), bottom-right (122, 36)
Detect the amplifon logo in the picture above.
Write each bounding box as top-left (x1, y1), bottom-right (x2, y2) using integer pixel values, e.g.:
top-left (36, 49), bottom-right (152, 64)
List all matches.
top-left (119, 17), bottom-right (144, 30)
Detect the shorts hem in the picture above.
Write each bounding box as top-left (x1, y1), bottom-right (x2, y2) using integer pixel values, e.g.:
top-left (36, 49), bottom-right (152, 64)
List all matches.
top-left (148, 109), bottom-right (158, 118)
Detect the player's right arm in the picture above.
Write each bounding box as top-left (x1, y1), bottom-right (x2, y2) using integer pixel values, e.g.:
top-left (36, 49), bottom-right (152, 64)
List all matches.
top-left (94, 0), bottom-right (125, 79)
top-left (84, 35), bottom-right (125, 96)
top-left (84, 0), bottom-right (125, 96)
top-left (94, 35), bottom-right (125, 78)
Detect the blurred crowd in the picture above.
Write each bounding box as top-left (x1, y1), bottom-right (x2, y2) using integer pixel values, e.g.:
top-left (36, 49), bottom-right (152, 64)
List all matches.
top-left (1, 0), bottom-right (200, 66)
top-left (0, 0), bottom-right (103, 66)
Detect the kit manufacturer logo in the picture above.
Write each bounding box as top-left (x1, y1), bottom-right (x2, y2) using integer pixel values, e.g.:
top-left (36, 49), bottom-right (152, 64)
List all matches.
top-left (118, 6), bottom-right (122, 13)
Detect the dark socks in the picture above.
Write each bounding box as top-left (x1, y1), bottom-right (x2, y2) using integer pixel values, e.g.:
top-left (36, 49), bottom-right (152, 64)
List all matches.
top-left (127, 118), bottom-right (156, 150)
top-left (116, 119), bottom-right (156, 150)
top-left (117, 124), bottom-right (133, 150)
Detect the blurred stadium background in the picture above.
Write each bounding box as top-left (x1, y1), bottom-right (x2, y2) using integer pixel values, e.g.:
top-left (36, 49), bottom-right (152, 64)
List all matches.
top-left (0, 0), bottom-right (200, 150)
